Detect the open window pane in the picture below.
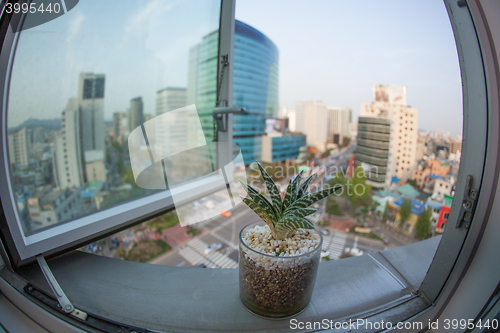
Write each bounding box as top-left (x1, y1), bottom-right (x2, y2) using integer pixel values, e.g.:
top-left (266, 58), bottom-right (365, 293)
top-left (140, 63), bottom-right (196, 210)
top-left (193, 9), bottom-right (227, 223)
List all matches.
top-left (2, 0), bottom-right (221, 259)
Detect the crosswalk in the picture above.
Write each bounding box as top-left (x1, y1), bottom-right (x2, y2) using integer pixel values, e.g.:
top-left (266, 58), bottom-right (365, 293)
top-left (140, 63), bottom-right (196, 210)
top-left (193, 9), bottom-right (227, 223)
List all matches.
top-left (322, 232), bottom-right (347, 259)
top-left (178, 238), bottom-right (238, 269)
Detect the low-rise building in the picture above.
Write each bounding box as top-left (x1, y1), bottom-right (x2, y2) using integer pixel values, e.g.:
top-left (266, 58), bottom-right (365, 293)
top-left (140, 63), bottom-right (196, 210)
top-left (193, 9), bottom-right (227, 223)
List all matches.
top-left (26, 187), bottom-right (84, 230)
top-left (261, 134), bottom-right (306, 163)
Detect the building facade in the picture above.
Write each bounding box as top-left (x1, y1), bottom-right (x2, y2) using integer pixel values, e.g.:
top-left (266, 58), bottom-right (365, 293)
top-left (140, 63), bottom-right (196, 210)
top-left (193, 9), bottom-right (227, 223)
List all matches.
top-left (188, 21), bottom-right (279, 163)
top-left (261, 134), bottom-right (306, 163)
top-left (8, 126), bottom-right (29, 167)
top-left (355, 116), bottom-right (392, 189)
top-left (295, 101), bottom-right (328, 152)
top-left (128, 97), bottom-right (144, 133)
top-left (360, 90), bottom-right (418, 182)
top-left (156, 88), bottom-right (187, 116)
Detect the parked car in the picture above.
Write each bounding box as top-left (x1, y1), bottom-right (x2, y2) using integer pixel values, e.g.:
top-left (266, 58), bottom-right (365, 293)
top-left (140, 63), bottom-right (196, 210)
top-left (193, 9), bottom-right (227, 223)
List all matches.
top-left (204, 200), bottom-right (215, 209)
top-left (321, 250), bottom-right (330, 258)
top-left (204, 242), bottom-right (222, 255)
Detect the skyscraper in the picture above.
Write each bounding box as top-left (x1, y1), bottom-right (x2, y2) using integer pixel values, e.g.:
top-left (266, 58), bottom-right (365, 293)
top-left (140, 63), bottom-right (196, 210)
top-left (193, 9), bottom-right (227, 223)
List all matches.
top-left (54, 98), bottom-right (84, 189)
top-left (355, 84), bottom-right (418, 187)
top-left (341, 107), bottom-right (352, 141)
top-left (326, 106), bottom-right (342, 144)
top-left (78, 73), bottom-right (105, 153)
top-left (77, 73), bottom-right (106, 183)
top-left (128, 97), bottom-right (144, 133)
top-left (156, 88), bottom-right (187, 116)
top-left (187, 21), bottom-right (279, 163)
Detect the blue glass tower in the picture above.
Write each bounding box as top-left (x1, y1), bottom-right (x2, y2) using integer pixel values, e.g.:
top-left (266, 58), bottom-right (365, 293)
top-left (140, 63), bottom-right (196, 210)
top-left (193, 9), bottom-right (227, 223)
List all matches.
top-left (233, 21), bottom-right (279, 164)
top-left (188, 21), bottom-right (279, 165)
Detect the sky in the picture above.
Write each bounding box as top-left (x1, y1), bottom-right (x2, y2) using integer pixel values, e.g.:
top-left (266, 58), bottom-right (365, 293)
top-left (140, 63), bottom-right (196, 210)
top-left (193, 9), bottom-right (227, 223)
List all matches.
top-left (8, 0), bottom-right (463, 136)
top-left (237, 0), bottom-right (463, 135)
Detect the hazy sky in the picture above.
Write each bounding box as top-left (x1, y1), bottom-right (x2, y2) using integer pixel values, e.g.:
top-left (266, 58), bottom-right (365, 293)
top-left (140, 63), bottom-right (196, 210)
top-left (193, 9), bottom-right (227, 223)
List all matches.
top-left (237, 0), bottom-right (463, 135)
top-left (8, 0), bottom-right (462, 136)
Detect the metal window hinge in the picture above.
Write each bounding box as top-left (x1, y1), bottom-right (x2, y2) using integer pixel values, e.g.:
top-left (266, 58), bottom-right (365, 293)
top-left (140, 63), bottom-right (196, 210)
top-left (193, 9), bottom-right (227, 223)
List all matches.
top-left (456, 175), bottom-right (477, 230)
top-left (36, 255), bottom-right (88, 320)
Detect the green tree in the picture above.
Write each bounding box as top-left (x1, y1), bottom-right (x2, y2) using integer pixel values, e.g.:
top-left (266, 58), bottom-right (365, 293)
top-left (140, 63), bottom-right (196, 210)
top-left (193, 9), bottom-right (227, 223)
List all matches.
top-left (399, 199), bottom-right (413, 225)
top-left (383, 202), bottom-right (389, 219)
top-left (327, 167), bottom-right (372, 216)
top-left (407, 179), bottom-right (418, 187)
top-left (116, 156), bottom-right (124, 176)
top-left (416, 207), bottom-right (433, 239)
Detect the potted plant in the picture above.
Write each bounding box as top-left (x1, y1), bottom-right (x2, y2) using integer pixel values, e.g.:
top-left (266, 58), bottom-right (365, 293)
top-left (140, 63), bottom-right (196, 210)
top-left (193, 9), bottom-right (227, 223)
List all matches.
top-left (238, 162), bottom-right (341, 319)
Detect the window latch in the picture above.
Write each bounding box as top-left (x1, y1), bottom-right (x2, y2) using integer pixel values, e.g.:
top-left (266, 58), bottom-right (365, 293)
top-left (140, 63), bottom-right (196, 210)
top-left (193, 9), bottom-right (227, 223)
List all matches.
top-left (212, 105), bottom-right (246, 132)
top-left (36, 255), bottom-right (88, 320)
top-left (456, 175), bottom-right (477, 229)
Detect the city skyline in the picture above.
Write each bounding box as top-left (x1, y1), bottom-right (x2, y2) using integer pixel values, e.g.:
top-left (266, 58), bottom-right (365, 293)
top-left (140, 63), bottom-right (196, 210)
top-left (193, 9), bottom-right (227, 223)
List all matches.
top-left (7, 0), bottom-right (463, 136)
top-left (236, 0), bottom-right (463, 135)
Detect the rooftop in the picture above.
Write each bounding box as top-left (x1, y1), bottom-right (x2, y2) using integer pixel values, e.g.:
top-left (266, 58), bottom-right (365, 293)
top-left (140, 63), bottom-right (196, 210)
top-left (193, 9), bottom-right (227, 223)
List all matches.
top-left (396, 184), bottom-right (420, 199)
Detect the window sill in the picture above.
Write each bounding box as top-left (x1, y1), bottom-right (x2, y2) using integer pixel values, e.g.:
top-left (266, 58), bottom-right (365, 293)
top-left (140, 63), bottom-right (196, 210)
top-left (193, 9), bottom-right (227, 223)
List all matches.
top-left (0, 237), bottom-right (440, 332)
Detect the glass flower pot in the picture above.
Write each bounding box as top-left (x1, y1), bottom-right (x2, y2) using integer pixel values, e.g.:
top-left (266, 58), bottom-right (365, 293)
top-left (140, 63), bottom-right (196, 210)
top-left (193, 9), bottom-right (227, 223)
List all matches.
top-left (239, 221), bottom-right (323, 319)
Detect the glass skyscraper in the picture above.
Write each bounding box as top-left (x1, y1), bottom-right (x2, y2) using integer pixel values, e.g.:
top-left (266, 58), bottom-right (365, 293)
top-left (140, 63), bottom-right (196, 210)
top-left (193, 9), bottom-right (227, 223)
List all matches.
top-left (188, 20), bottom-right (279, 164)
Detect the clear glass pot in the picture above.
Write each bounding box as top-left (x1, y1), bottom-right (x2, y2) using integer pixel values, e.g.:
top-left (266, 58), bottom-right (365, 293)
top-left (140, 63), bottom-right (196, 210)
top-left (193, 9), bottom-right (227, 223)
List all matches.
top-left (239, 221), bottom-right (323, 319)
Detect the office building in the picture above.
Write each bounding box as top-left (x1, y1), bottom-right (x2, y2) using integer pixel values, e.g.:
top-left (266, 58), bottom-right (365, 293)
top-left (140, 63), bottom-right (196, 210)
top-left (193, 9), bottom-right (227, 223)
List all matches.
top-left (188, 21), bottom-right (279, 163)
top-left (53, 98), bottom-right (84, 189)
top-left (355, 116), bottom-right (392, 189)
top-left (342, 107), bottom-right (352, 140)
top-left (128, 97), bottom-right (144, 133)
top-left (78, 73), bottom-right (105, 154)
top-left (359, 85), bottom-right (418, 182)
top-left (326, 106), bottom-right (342, 144)
top-left (295, 101), bottom-right (328, 152)
top-left (8, 126), bottom-right (29, 167)
top-left (261, 134), bottom-right (306, 163)
top-left (156, 88), bottom-right (187, 116)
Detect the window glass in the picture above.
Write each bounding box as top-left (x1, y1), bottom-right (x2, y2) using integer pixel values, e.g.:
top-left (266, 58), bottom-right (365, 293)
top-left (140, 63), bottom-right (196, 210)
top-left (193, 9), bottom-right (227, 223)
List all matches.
top-left (6, 0), bottom-right (221, 236)
top-left (88, 0), bottom-right (463, 268)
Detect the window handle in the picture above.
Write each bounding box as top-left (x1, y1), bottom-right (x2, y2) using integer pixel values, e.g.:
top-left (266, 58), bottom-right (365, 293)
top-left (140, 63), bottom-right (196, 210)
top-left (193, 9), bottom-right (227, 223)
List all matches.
top-left (213, 106), bottom-right (246, 132)
top-left (456, 175), bottom-right (477, 229)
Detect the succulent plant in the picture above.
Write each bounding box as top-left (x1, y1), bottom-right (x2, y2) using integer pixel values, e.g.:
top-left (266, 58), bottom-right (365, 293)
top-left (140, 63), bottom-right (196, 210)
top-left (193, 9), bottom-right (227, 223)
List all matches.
top-left (240, 162), bottom-right (342, 240)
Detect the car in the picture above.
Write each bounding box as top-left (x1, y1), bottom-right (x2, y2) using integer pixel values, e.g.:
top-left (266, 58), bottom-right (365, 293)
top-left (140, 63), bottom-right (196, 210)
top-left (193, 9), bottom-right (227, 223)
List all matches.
top-left (220, 209), bottom-right (232, 217)
top-left (321, 250), bottom-right (330, 258)
top-left (204, 242), bottom-right (222, 255)
top-left (345, 247), bottom-right (363, 256)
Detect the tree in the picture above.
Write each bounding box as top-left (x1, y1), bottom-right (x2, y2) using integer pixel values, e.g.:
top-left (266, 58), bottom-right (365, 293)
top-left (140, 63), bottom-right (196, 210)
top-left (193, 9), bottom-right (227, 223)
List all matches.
top-left (407, 179), bottom-right (418, 187)
top-left (327, 166), bottom-right (372, 216)
top-left (383, 203), bottom-right (389, 219)
top-left (399, 199), bottom-right (413, 226)
top-left (416, 207), bottom-right (433, 239)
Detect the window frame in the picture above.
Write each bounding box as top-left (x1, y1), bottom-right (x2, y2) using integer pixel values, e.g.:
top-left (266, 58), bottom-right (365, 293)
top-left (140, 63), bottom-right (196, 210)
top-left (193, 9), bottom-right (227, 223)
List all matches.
top-left (0, 0), bottom-right (233, 267)
top-left (0, 0), bottom-right (499, 331)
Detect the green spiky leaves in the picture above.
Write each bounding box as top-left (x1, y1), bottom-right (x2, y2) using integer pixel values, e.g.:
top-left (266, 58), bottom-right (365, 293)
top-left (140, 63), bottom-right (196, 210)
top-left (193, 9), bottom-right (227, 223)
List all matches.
top-left (240, 161), bottom-right (342, 240)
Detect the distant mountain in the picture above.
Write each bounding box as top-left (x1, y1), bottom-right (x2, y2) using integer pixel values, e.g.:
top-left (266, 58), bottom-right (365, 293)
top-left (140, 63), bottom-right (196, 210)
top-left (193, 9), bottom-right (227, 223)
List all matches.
top-left (9, 118), bottom-right (61, 133)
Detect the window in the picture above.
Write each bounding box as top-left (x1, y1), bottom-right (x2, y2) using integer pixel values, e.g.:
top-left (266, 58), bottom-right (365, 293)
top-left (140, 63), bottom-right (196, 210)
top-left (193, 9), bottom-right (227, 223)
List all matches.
top-left (1, 0), bottom-right (500, 332)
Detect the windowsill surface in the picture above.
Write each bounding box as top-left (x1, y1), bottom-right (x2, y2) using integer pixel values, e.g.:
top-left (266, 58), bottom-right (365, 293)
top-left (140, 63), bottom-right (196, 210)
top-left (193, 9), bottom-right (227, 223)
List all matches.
top-left (1, 237), bottom-right (440, 332)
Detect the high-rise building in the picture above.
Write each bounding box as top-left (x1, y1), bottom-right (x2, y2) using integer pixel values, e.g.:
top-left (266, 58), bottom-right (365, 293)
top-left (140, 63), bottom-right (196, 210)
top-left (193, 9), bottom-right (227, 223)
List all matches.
top-left (356, 85), bottom-right (418, 185)
top-left (188, 21), bottom-right (279, 163)
top-left (53, 98), bottom-right (84, 189)
top-left (326, 106), bottom-right (342, 144)
top-left (355, 116), bottom-right (392, 189)
top-left (295, 101), bottom-right (328, 152)
top-left (128, 97), bottom-right (144, 133)
top-left (78, 73), bottom-right (105, 154)
top-left (341, 107), bottom-right (352, 141)
top-left (8, 126), bottom-right (29, 167)
top-left (280, 107), bottom-right (296, 132)
top-left (156, 88), bottom-right (187, 116)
